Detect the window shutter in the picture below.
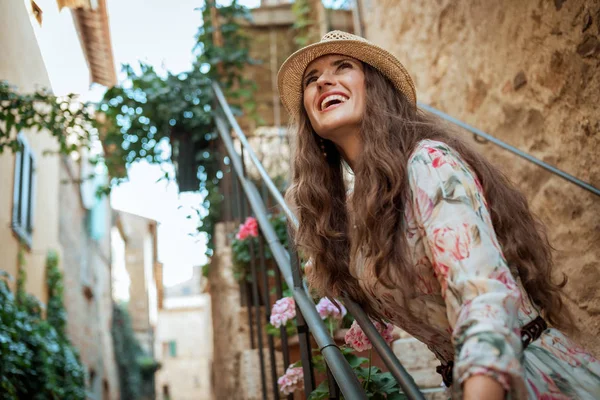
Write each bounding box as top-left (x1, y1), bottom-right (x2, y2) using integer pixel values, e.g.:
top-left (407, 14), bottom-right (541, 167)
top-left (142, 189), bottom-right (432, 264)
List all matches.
top-left (12, 145), bottom-right (23, 227)
top-left (27, 150), bottom-right (36, 233)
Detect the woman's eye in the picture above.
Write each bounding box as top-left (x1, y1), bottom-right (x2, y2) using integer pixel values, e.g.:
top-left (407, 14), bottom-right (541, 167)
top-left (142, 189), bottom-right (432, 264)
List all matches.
top-left (305, 76), bottom-right (317, 87)
top-left (338, 62), bottom-right (352, 70)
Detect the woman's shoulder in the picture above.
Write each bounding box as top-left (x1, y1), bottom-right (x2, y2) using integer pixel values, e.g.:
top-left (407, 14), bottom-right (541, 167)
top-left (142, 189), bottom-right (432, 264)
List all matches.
top-left (408, 139), bottom-right (464, 168)
top-left (409, 139), bottom-right (455, 160)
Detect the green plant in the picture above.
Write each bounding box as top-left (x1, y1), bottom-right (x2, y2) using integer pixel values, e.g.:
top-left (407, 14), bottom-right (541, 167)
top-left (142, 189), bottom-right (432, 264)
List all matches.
top-left (111, 302), bottom-right (160, 400)
top-left (309, 348), bottom-right (407, 400)
top-left (291, 0), bottom-right (315, 48)
top-left (0, 81), bottom-right (96, 156)
top-left (99, 0), bottom-right (258, 258)
top-left (231, 213), bottom-right (288, 281)
top-left (0, 252), bottom-right (86, 400)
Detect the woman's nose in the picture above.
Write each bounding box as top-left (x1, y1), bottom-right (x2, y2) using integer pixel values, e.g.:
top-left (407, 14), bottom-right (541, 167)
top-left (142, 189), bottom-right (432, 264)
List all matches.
top-left (317, 71), bottom-right (335, 89)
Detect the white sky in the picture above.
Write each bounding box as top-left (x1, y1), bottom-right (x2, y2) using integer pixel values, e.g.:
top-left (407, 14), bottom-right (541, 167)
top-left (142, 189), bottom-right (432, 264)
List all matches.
top-left (105, 0), bottom-right (260, 286)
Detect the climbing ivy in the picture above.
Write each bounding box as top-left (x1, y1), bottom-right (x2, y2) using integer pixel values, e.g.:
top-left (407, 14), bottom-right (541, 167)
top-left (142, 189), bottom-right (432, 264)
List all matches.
top-left (0, 81), bottom-right (97, 156)
top-left (0, 251), bottom-right (86, 400)
top-left (292, 0), bottom-right (316, 47)
top-left (111, 303), bottom-right (160, 400)
top-left (99, 0), bottom-right (257, 256)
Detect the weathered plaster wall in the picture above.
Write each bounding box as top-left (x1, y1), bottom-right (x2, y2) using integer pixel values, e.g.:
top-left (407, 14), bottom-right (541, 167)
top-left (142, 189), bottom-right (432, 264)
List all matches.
top-left (363, 0), bottom-right (600, 355)
top-left (0, 0), bottom-right (59, 302)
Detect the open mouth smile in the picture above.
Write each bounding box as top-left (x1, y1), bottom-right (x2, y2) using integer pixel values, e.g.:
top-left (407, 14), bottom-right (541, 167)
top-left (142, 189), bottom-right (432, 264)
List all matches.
top-left (319, 93), bottom-right (349, 112)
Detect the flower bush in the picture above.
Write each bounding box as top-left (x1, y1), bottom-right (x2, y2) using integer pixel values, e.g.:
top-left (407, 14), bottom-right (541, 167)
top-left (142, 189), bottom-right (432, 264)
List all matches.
top-left (345, 320), bottom-right (395, 352)
top-left (236, 216), bottom-right (259, 240)
top-left (309, 319), bottom-right (405, 400)
top-left (231, 213), bottom-right (288, 282)
top-left (278, 365), bottom-right (304, 395)
top-left (0, 252), bottom-right (86, 399)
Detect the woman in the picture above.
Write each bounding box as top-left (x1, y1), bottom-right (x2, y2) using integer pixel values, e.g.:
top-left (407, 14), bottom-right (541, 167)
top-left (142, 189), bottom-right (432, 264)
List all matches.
top-left (278, 31), bottom-right (600, 399)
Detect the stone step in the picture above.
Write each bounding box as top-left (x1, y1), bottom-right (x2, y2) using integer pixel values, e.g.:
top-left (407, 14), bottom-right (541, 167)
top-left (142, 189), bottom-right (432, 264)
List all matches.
top-left (392, 337), bottom-right (443, 389)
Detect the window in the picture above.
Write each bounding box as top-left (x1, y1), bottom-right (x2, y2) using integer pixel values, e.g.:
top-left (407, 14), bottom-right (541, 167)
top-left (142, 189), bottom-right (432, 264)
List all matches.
top-left (12, 133), bottom-right (36, 246)
top-left (168, 340), bottom-right (177, 357)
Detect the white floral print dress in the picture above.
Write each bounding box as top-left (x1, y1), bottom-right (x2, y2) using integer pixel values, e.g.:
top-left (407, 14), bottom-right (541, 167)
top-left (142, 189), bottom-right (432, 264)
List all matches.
top-left (352, 139), bottom-right (600, 399)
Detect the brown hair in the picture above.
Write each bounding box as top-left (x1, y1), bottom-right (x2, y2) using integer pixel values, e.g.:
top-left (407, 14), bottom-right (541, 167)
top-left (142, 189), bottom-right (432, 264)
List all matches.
top-left (286, 63), bottom-right (571, 329)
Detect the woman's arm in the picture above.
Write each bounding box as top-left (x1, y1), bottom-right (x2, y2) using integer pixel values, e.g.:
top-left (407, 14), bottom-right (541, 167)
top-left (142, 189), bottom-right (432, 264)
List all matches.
top-left (464, 375), bottom-right (505, 400)
top-left (408, 141), bottom-right (526, 399)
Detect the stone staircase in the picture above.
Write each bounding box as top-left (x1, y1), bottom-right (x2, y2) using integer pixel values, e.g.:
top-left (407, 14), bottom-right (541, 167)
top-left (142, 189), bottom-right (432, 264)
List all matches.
top-left (392, 335), bottom-right (447, 400)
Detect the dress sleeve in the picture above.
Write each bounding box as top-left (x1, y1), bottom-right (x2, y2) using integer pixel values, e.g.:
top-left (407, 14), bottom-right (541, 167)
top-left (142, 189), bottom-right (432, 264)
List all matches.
top-left (408, 141), bottom-right (528, 399)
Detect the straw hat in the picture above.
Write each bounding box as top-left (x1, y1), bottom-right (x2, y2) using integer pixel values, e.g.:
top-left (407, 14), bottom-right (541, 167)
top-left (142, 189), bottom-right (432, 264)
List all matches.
top-left (277, 30), bottom-right (417, 118)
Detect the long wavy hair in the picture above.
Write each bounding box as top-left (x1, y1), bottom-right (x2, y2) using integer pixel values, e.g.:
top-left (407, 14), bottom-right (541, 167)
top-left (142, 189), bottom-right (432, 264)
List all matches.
top-left (285, 63), bottom-right (571, 329)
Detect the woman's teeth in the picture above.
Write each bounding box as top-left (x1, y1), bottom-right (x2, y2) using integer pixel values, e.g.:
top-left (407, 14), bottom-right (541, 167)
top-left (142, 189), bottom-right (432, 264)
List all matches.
top-left (321, 94), bottom-right (348, 111)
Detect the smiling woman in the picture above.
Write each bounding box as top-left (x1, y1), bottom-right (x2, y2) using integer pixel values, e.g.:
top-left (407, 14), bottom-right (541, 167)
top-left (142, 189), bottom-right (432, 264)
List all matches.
top-left (302, 56), bottom-right (365, 165)
top-left (278, 31), bottom-right (600, 400)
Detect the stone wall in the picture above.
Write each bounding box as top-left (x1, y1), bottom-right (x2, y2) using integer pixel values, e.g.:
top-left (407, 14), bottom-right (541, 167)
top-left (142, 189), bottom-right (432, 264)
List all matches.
top-left (59, 157), bottom-right (120, 400)
top-left (154, 295), bottom-right (213, 400)
top-left (0, 0), bottom-right (60, 303)
top-left (117, 211), bottom-right (159, 355)
top-left (362, 0), bottom-right (600, 355)
top-left (208, 222), bottom-right (245, 399)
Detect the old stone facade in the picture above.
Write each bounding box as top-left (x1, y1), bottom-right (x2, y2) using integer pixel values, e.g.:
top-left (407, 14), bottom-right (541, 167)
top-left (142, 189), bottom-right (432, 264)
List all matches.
top-left (362, 0), bottom-right (600, 356)
top-left (115, 211), bottom-right (162, 357)
top-left (59, 157), bottom-right (119, 400)
top-left (154, 291), bottom-right (213, 400)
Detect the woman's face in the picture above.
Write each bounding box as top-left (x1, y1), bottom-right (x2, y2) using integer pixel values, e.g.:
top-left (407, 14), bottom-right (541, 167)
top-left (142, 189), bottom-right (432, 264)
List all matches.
top-left (302, 54), bottom-right (365, 144)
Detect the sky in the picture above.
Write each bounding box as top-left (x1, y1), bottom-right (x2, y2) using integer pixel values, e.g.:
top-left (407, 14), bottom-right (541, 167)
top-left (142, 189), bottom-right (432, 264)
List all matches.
top-left (105, 0), bottom-right (260, 286)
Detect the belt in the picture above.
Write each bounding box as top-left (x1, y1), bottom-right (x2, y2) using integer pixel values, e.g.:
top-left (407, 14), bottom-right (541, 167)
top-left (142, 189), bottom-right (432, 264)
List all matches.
top-left (436, 315), bottom-right (548, 387)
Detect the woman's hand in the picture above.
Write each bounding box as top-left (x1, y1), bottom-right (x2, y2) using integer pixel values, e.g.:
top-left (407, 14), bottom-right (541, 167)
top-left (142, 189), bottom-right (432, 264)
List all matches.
top-left (463, 375), bottom-right (506, 400)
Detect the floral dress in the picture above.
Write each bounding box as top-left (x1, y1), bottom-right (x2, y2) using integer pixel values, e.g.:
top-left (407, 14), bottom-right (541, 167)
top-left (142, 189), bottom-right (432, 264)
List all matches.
top-left (352, 139), bottom-right (600, 399)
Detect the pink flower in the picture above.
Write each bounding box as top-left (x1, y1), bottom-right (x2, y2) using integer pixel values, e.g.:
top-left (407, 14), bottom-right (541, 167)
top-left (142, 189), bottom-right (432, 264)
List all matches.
top-left (236, 217), bottom-right (259, 240)
top-left (316, 298), bottom-right (347, 320)
top-left (344, 320), bottom-right (395, 352)
top-left (278, 365), bottom-right (304, 395)
top-left (270, 297), bottom-right (296, 328)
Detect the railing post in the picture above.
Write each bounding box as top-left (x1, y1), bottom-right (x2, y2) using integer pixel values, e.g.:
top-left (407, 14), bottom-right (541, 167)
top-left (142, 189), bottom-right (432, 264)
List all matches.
top-left (288, 229), bottom-right (315, 394)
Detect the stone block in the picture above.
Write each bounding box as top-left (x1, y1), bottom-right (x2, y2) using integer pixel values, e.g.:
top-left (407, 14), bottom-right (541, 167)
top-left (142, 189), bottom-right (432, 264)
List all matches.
top-left (239, 347), bottom-right (284, 400)
top-left (392, 338), bottom-right (440, 371)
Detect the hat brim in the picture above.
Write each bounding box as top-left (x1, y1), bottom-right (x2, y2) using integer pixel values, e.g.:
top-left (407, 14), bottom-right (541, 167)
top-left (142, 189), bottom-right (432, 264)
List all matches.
top-left (277, 39), bottom-right (417, 118)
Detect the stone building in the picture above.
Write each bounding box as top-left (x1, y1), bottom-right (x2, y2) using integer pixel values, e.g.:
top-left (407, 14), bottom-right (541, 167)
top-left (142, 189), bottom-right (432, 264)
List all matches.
top-left (164, 264), bottom-right (206, 298)
top-left (115, 211), bottom-right (163, 357)
top-left (209, 0), bottom-right (599, 398)
top-left (360, 0), bottom-right (600, 356)
top-left (0, 1), bottom-right (120, 399)
top-left (155, 274), bottom-right (213, 400)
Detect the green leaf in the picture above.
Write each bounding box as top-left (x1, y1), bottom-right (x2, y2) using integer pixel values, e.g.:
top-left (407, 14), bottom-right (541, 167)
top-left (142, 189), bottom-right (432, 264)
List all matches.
top-left (308, 380), bottom-right (330, 400)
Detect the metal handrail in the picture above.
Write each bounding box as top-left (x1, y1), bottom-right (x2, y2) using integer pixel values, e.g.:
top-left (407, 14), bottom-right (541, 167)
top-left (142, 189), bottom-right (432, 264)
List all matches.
top-left (418, 102), bottom-right (600, 197)
top-left (212, 82), bottom-right (425, 400)
top-left (214, 113), bottom-right (368, 399)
